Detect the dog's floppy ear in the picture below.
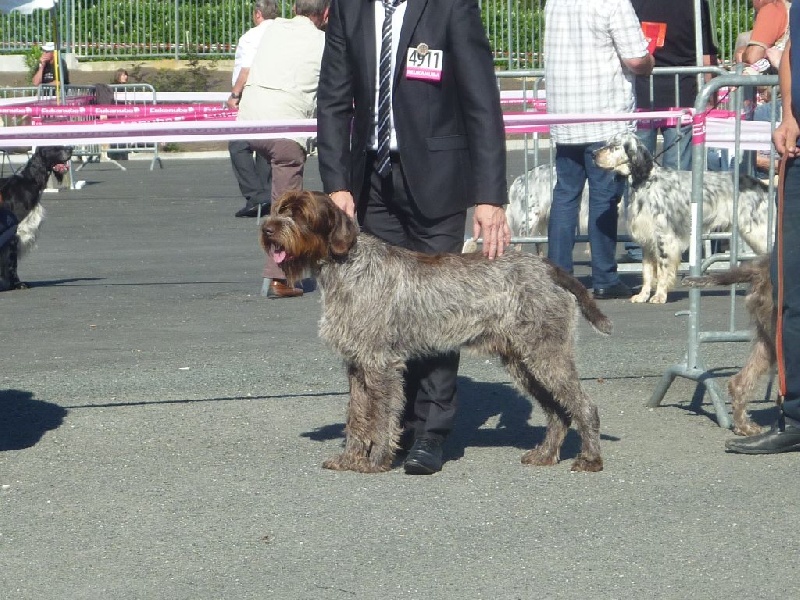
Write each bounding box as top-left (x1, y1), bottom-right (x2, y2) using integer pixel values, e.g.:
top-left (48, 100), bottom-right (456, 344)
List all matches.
top-left (626, 135), bottom-right (653, 185)
top-left (315, 192), bottom-right (358, 258)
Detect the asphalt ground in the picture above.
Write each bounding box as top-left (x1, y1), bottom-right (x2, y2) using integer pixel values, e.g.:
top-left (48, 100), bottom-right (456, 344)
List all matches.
top-left (1, 152), bottom-right (797, 600)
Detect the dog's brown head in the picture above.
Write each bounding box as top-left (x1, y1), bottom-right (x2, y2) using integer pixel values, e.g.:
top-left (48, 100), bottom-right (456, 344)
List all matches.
top-left (260, 190), bottom-right (359, 282)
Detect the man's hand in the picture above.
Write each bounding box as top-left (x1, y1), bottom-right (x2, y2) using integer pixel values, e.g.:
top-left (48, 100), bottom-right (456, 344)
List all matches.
top-left (473, 204), bottom-right (511, 259)
top-left (330, 190), bottom-right (356, 218)
top-left (774, 117), bottom-right (800, 158)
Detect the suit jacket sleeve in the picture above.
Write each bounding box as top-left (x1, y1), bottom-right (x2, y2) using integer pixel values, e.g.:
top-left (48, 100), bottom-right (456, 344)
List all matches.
top-left (317, 0), bottom-right (355, 195)
top-left (448, 0), bottom-right (507, 206)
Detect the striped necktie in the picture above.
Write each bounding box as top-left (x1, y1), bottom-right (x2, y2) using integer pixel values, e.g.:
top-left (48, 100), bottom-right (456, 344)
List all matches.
top-left (376, 0), bottom-right (405, 178)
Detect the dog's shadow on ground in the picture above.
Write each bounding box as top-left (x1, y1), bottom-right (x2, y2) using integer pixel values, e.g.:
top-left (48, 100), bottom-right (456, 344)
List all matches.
top-left (0, 389), bottom-right (67, 451)
top-left (301, 376), bottom-right (616, 463)
top-left (446, 377), bottom-right (591, 462)
top-left (23, 277), bottom-right (104, 288)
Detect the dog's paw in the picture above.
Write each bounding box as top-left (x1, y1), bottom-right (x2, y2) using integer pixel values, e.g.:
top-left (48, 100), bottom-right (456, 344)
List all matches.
top-left (520, 447), bottom-right (559, 466)
top-left (462, 238), bottom-right (479, 254)
top-left (648, 292), bottom-right (668, 304)
top-left (732, 421), bottom-right (766, 437)
top-left (322, 453), bottom-right (390, 473)
top-left (630, 291), bottom-right (651, 303)
top-left (570, 455), bottom-right (603, 472)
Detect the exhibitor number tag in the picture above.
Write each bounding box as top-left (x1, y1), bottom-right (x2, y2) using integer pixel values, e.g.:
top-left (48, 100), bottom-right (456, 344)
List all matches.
top-left (405, 47), bottom-right (443, 82)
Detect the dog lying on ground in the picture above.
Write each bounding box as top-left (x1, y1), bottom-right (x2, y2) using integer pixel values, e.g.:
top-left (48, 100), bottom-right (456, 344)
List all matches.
top-left (0, 146), bottom-right (72, 291)
top-left (506, 164), bottom-right (589, 254)
top-left (683, 256), bottom-right (774, 435)
top-left (261, 190), bottom-right (612, 473)
top-left (463, 164), bottom-right (591, 254)
top-left (594, 132), bottom-right (770, 304)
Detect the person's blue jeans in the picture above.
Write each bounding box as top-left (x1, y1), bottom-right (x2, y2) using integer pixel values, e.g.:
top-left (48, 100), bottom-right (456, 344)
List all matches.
top-left (547, 141), bottom-right (625, 289)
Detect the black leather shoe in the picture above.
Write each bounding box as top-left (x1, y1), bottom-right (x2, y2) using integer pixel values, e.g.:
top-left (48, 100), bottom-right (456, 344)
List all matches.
top-left (725, 421), bottom-right (800, 454)
top-left (404, 437), bottom-right (443, 475)
top-left (593, 281), bottom-right (632, 300)
top-left (235, 203), bottom-right (270, 218)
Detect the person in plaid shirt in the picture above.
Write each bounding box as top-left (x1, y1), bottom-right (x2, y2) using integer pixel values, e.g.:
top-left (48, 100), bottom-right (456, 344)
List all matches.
top-left (544, 0), bottom-right (653, 300)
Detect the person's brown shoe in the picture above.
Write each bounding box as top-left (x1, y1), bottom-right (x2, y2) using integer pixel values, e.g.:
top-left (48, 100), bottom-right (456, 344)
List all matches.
top-left (266, 279), bottom-right (303, 299)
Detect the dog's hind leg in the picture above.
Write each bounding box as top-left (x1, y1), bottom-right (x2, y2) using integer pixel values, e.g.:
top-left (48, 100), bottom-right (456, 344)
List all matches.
top-left (650, 236), bottom-right (683, 304)
top-left (506, 348), bottom-right (603, 472)
top-left (322, 361), bottom-right (404, 473)
top-left (729, 338), bottom-right (774, 436)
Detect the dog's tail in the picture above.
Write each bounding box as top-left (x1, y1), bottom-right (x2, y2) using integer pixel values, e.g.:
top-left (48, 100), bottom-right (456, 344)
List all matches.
top-left (547, 261), bottom-right (613, 335)
top-left (681, 256), bottom-right (769, 288)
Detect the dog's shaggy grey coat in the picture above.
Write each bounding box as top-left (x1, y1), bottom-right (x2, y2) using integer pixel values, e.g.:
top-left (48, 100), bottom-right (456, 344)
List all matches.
top-left (683, 256), bottom-right (775, 435)
top-left (260, 190), bottom-right (613, 473)
top-left (595, 133), bottom-right (770, 304)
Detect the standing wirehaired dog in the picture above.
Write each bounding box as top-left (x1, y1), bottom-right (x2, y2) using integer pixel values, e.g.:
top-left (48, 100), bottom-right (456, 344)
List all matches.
top-left (0, 146), bottom-right (72, 291)
top-left (594, 132), bottom-right (770, 304)
top-left (683, 256), bottom-right (775, 436)
top-left (261, 190), bottom-right (613, 473)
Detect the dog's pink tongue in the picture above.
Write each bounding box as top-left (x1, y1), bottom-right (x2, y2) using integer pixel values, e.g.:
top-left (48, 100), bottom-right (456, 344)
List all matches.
top-left (271, 248), bottom-right (287, 264)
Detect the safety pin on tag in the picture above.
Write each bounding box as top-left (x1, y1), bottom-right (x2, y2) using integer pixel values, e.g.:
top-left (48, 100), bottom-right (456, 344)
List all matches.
top-left (416, 43), bottom-right (429, 56)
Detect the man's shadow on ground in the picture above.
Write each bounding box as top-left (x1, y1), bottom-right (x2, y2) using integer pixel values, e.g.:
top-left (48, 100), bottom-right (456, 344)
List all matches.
top-left (0, 389), bottom-right (67, 451)
top-left (302, 376), bottom-right (610, 463)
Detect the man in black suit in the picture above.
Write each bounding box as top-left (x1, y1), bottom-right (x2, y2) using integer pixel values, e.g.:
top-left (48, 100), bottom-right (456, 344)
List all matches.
top-left (317, 0), bottom-right (510, 474)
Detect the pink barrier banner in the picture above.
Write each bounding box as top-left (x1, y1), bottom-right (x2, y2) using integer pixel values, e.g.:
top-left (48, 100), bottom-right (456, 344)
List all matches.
top-left (0, 103), bottom-right (230, 119)
top-left (692, 112), bottom-right (706, 146)
top-left (0, 108), bottom-right (769, 148)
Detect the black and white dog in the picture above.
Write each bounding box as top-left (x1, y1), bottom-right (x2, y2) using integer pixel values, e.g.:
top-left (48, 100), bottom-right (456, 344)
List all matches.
top-left (0, 146), bottom-right (72, 291)
top-left (594, 133), bottom-right (770, 303)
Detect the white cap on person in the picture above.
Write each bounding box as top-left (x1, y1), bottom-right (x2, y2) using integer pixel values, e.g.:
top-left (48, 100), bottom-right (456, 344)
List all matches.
top-left (42, 42), bottom-right (55, 52)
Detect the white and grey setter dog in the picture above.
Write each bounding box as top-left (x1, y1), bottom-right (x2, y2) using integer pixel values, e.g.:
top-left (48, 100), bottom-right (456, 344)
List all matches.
top-left (506, 164), bottom-right (589, 252)
top-left (683, 256), bottom-right (775, 436)
top-left (0, 146), bottom-right (72, 291)
top-left (261, 190), bottom-right (612, 474)
top-left (595, 132), bottom-right (770, 304)
top-left (463, 164), bottom-right (590, 255)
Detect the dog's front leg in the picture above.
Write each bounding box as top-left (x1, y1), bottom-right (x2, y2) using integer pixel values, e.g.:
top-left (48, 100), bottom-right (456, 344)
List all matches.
top-left (631, 251), bottom-right (655, 303)
top-left (322, 361), bottom-right (404, 473)
top-left (650, 237), bottom-right (682, 304)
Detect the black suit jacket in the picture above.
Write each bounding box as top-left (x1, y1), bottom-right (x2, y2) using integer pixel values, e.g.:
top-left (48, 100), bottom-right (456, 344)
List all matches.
top-left (317, 0), bottom-right (507, 220)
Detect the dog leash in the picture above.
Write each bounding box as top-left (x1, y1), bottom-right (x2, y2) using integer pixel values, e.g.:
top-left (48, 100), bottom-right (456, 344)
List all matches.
top-left (776, 154), bottom-right (788, 428)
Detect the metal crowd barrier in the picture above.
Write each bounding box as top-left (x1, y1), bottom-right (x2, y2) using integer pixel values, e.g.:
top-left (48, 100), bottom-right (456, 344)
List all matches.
top-left (106, 83), bottom-right (162, 171)
top-left (648, 72), bottom-right (781, 429)
top-left (495, 67), bottom-right (782, 429)
top-left (37, 84), bottom-right (101, 170)
top-left (0, 86), bottom-right (38, 176)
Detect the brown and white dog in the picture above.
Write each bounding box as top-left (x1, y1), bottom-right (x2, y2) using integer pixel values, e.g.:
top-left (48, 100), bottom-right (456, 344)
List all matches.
top-left (260, 190), bottom-right (611, 474)
top-left (683, 256), bottom-right (775, 435)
